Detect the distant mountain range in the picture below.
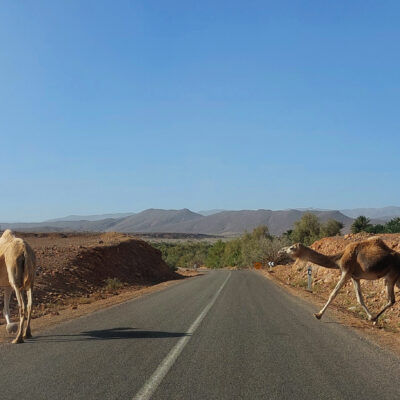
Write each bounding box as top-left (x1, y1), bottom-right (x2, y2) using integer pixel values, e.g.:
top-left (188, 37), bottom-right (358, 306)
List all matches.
top-left (1, 206), bottom-right (398, 237)
top-left (197, 209), bottom-right (227, 216)
top-left (339, 206), bottom-right (400, 220)
top-left (45, 212), bottom-right (135, 222)
top-left (0, 208), bottom-right (350, 236)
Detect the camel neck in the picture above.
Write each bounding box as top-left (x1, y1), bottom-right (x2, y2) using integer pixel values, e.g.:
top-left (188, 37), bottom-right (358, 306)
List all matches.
top-left (299, 246), bottom-right (339, 269)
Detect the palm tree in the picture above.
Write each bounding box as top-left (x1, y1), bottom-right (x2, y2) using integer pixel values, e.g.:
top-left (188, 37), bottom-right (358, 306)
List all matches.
top-left (351, 215), bottom-right (371, 233)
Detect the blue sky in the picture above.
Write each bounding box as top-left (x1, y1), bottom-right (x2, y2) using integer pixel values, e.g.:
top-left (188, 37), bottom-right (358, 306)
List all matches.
top-left (1, 1), bottom-right (399, 221)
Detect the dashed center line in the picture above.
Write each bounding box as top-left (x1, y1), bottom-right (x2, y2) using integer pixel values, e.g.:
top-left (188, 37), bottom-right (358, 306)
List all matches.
top-left (132, 272), bottom-right (231, 400)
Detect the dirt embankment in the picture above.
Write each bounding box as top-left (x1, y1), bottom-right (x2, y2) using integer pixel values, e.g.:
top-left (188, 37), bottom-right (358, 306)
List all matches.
top-left (2, 232), bottom-right (182, 324)
top-left (270, 233), bottom-right (400, 333)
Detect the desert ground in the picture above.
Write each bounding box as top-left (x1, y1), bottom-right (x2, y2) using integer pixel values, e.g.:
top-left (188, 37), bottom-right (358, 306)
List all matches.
top-left (0, 232), bottom-right (198, 341)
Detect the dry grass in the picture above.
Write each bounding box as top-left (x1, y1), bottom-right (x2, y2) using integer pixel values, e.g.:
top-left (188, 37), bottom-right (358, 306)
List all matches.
top-left (104, 277), bottom-right (124, 291)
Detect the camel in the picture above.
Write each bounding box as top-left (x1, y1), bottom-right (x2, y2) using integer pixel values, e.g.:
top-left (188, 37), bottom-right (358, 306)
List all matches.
top-left (280, 237), bottom-right (400, 322)
top-left (0, 230), bottom-right (36, 343)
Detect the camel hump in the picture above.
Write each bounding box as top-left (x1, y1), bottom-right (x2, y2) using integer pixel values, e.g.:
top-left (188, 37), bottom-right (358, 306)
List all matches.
top-left (367, 236), bottom-right (382, 242)
top-left (1, 229), bottom-right (16, 242)
top-left (365, 236), bottom-right (389, 249)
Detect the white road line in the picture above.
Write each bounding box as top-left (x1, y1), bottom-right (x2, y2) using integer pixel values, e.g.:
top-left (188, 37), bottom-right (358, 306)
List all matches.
top-left (133, 272), bottom-right (231, 400)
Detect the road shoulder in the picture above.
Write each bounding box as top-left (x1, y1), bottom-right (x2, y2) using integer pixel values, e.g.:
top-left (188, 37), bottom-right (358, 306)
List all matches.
top-left (258, 268), bottom-right (400, 356)
top-left (0, 272), bottom-right (201, 344)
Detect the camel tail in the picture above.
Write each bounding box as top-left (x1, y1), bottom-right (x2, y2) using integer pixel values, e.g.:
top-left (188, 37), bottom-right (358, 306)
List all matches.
top-left (14, 253), bottom-right (25, 289)
top-left (22, 247), bottom-right (35, 288)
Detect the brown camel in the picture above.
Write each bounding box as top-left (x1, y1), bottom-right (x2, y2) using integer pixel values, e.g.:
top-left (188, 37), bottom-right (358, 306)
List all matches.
top-left (280, 237), bottom-right (400, 322)
top-left (0, 230), bottom-right (36, 343)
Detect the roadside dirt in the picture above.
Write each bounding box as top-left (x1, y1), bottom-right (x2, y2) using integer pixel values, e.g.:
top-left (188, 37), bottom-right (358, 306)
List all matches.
top-left (0, 232), bottom-right (199, 341)
top-left (260, 232), bottom-right (400, 355)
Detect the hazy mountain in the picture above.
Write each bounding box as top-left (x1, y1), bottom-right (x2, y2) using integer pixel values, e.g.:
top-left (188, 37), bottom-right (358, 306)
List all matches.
top-left (198, 209), bottom-right (227, 216)
top-left (151, 209), bottom-right (352, 236)
top-left (0, 208), bottom-right (353, 236)
top-left (45, 212), bottom-right (135, 222)
top-left (108, 208), bottom-right (204, 233)
top-left (340, 206), bottom-right (400, 219)
top-left (293, 208), bottom-right (330, 212)
top-left (0, 218), bottom-right (123, 232)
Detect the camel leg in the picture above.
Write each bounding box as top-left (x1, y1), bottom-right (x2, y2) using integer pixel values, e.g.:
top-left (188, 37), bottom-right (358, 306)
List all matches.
top-left (3, 287), bottom-right (18, 334)
top-left (24, 288), bottom-right (33, 339)
top-left (315, 272), bottom-right (349, 320)
top-left (352, 278), bottom-right (374, 321)
top-left (3, 287), bottom-right (12, 325)
top-left (371, 279), bottom-right (396, 323)
top-left (12, 287), bottom-right (25, 344)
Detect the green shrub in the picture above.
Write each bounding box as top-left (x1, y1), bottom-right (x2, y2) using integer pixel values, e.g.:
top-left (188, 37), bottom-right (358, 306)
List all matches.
top-left (290, 213), bottom-right (343, 245)
top-left (152, 242), bottom-right (212, 270)
top-left (351, 216), bottom-right (371, 233)
top-left (206, 240), bottom-right (226, 268)
top-left (352, 216), bottom-right (400, 234)
top-left (290, 213), bottom-right (322, 245)
top-left (320, 219), bottom-right (344, 237)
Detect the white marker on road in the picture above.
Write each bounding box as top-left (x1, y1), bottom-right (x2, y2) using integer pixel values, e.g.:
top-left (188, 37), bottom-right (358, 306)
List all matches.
top-left (133, 272), bottom-right (231, 400)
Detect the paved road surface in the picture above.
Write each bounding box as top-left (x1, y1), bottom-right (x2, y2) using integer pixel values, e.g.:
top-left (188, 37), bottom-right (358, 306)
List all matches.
top-left (1, 270), bottom-right (400, 399)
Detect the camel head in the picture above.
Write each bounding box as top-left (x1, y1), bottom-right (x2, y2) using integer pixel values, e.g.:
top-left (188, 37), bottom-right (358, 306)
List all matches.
top-left (279, 243), bottom-right (305, 259)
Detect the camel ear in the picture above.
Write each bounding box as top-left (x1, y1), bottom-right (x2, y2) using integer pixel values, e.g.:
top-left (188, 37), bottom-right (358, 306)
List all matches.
top-left (289, 243), bottom-right (301, 252)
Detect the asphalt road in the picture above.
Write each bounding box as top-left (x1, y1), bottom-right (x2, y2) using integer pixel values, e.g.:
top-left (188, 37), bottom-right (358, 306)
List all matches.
top-left (1, 270), bottom-right (400, 400)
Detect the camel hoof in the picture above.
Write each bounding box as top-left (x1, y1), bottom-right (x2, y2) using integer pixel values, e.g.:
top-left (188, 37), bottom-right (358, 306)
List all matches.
top-left (314, 313), bottom-right (322, 320)
top-left (12, 337), bottom-right (24, 344)
top-left (23, 332), bottom-right (32, 339)
top-left (6, 323), bottom-right (18, 334)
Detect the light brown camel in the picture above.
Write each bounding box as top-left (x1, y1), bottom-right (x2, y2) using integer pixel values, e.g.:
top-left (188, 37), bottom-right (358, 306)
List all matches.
top-left (280, 237), bottom-right (400, 322)
top-left (0, 230), bottom-right (36, 343)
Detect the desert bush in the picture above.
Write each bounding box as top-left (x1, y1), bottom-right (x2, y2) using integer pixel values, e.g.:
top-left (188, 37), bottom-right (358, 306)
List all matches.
top-left (291, 213), bottom-right (322, 245)
top-left (237, 227), bottom-right (291, 268)
top-left (290, 213), bottom-right (343, 245)
top-left (320, 219), bottom-right (344, 237)
top-left (152, 242), bottom-right (211, 270)
top-left (223, 238), bottom-right (243, 267)
top-left (104, 277), bottom-right (124, 291)
top-left (206, 240), bottom-right (226, 268)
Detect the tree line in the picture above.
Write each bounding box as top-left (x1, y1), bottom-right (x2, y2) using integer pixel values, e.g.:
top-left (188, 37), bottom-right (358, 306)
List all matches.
top-left (351, 216), bottom-right (400, 234)
top-left (152, 213), bottom-right (344, 269)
